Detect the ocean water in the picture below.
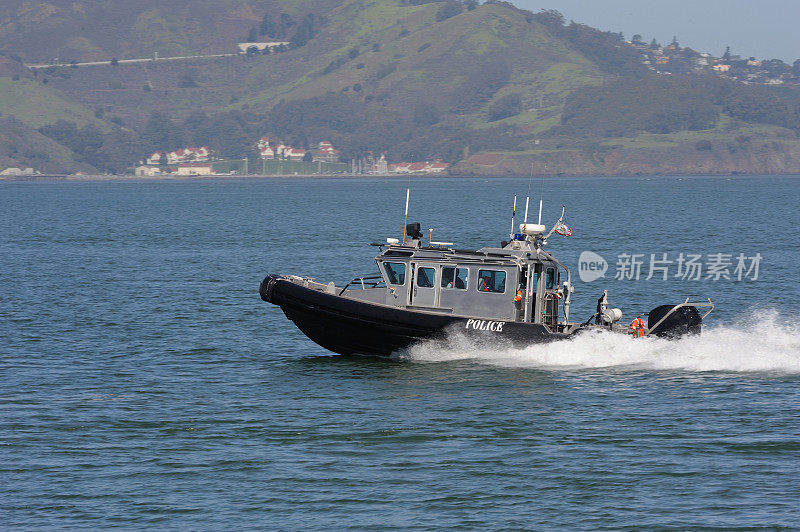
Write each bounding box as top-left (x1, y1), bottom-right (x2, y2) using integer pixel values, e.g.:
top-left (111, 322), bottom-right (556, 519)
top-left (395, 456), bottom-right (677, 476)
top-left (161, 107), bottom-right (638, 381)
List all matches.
top-left (2, 176), bottom-right (800, 529)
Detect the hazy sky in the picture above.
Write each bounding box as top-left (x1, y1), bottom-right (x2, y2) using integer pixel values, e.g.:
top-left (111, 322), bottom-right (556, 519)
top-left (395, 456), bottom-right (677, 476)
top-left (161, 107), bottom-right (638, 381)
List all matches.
top-left (514, 0), bottom-right (799, 62)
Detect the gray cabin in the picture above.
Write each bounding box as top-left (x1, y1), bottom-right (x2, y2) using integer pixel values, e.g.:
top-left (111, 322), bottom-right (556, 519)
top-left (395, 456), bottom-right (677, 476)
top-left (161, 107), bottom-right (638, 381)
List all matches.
top-left (339, 224), bottom-right (573, 333)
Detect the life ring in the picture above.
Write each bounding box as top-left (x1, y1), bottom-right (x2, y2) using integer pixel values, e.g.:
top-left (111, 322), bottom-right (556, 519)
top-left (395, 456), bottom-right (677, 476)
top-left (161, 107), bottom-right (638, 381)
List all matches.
top-left (514, 290), bottom-right (523, 302)
top-left (630, 317), bottom-right (646, 338)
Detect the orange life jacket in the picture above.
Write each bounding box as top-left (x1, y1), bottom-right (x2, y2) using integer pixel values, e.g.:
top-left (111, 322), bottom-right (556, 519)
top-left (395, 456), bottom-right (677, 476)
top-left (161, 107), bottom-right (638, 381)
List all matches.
top-left (630, 317), bottom-right (646, 338)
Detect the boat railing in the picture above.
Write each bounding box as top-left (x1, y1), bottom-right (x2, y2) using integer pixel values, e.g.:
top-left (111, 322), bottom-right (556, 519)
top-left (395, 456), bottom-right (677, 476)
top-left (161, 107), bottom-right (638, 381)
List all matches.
top-left (338, 274), bottom-right (386, 296)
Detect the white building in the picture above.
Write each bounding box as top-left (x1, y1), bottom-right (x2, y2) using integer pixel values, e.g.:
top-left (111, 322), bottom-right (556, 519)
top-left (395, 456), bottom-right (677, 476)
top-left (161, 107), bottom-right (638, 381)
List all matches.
top-left (166, 147), bottom-right (210, 164)
top-left (374, 154), bottom-right (388, 175)
top-left (314, 141), bottom-right (340, 163)
top-left (176, 163), bottom-right (213, 176)
top-left (236, 42), bottom-right (291, 53)
top-left (0, 167), bottom-right (36, 176)
top-left (134, 166), bottom-right (161, 177)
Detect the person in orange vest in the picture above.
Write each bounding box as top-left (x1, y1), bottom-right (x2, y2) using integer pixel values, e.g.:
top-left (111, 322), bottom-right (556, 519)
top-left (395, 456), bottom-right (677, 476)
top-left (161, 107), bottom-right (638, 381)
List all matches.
top-left (630, 317), bottom-right (646, 338)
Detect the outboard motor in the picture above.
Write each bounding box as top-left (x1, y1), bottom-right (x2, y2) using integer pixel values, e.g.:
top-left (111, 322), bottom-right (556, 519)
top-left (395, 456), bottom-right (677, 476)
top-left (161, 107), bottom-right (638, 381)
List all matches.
top-left (648, 305), bottom-right (702, 338)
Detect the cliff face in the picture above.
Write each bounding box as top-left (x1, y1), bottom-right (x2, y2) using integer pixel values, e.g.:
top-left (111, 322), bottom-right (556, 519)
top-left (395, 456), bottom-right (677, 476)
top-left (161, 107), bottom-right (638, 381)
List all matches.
top-left (453, 141), bottom-right (800, 176)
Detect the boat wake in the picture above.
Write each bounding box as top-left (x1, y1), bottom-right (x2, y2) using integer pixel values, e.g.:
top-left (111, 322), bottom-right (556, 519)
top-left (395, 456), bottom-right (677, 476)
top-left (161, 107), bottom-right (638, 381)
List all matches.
top-left (403, 311), bottom-right (800, 374)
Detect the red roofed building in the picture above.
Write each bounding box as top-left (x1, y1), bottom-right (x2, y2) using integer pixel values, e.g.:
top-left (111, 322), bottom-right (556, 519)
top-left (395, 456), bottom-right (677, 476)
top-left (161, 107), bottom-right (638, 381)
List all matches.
top-left (389, 163), bottom-right (412, 173)
top-left (284, 148), bottom-right (306, 161)
top-left (166, 147), bottom-right (210, 164)
top-left (313, 141), bottom-right (341, 162)
top-left (259, 145), bottom-right (275, 159)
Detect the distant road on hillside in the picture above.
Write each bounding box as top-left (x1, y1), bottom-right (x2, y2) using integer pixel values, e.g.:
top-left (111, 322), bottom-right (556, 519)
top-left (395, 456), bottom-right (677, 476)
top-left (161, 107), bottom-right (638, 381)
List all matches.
top-left (27, 53), bottom-right (239, 69)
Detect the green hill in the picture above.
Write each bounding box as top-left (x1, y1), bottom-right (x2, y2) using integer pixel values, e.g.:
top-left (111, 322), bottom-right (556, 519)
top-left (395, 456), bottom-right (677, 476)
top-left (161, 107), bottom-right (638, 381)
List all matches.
top-left (0, 115), bottom-right (97, 173)
top-left (14, 0), bottom-right (614, 167)
top-left (1, 0), bottom-right (800, 176)
top-left (0, 78), bottom-right (108, 129)
top-left (0, 0), bottom-right (340, 62)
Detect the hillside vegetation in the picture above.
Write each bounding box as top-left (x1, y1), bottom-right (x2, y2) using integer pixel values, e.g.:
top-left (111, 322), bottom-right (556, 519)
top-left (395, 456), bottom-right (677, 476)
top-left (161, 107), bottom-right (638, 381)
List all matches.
top-left (0, 0), bottom-right (340, 62)
top-left (1, 0), bottom-right (800, 175)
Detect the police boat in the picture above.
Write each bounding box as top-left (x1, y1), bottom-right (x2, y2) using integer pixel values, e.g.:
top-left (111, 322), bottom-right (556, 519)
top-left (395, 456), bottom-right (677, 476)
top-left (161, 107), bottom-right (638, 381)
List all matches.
top-left (259, 197), bottom-right (714, 358)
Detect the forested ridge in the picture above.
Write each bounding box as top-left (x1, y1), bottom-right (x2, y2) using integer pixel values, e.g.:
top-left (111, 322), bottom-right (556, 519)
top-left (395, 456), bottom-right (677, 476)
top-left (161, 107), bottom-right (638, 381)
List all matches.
top-left (1, 0), bottom-right (800, 175)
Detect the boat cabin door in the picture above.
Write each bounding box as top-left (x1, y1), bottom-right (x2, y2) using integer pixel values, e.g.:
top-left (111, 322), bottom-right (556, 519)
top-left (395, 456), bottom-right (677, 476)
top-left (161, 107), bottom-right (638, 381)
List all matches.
top-left (409, 263), bottom-right (438, 308)
top-left (542, 265), bottom-right (560, 328)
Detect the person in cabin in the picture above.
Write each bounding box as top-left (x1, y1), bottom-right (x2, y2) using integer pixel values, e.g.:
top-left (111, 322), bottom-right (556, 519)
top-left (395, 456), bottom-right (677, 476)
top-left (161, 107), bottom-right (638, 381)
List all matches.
top-left (479, 277), bottom-right (490, 292)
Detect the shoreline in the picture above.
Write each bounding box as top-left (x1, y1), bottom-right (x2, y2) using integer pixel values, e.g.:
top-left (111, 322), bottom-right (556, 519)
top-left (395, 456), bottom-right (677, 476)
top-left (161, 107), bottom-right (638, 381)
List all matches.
top-left (3, 172), bottom-right (800, 183)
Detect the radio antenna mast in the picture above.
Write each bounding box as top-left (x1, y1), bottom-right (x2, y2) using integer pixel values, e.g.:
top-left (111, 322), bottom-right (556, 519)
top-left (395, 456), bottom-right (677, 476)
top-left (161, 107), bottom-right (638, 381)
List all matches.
top-left (523, 195), bottom-right (530, 231)
top-left (523, 164), bottom-right (533, 231)
top-left (510, 195), bottom-right (517, 240)
top-left (537, 164), bottom-right (546, 225)
top-left (402, 188), bottom-right (410, 245)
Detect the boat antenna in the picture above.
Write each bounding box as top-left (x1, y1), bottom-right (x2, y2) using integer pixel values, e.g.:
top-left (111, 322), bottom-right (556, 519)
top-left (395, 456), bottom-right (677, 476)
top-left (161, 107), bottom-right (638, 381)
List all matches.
top-left (537, 164), bottom-right (546, 225)
top-left (523, 195), bottom-right (530, 231)
top-left (523, 164), bottom-right (533, 231)
top-left (510, 195), bottom-right (517, 240)
top-left (402, 187), bottom-right (410, 245)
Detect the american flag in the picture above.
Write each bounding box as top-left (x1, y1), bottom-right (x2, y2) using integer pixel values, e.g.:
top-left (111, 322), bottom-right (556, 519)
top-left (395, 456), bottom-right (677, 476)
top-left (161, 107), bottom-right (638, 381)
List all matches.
top-left (554, 221), bottom-right (572, 237)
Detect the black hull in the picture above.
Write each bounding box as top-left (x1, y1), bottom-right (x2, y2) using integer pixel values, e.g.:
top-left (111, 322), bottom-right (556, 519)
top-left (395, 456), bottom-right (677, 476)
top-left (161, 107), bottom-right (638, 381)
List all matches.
top-left (260, 274), bottom-right (571, 357)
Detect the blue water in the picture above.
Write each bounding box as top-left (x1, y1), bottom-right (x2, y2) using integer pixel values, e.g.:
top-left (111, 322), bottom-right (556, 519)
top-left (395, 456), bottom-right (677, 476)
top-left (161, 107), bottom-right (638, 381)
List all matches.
top-left (2, 176), bottom-right (800, 529)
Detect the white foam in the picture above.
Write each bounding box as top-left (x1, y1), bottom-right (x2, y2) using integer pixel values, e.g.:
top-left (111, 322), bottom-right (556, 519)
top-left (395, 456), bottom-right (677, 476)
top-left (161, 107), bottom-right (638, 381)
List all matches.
top-left (404, 311), bottom-right (800, 374)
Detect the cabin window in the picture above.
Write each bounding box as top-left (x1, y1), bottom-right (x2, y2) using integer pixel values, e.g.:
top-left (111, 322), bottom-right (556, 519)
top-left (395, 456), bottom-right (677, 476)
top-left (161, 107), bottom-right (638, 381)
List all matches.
top-left (441, 267), bottom-right (468, 290)
top-left (417, 267), bottom-right (436, 288)
top-left (546, 267), bottom-right (556, 290)
top-left (384, 262), bottom-right (406, 285)
top-left (477, 270), bottom-right (506, 293)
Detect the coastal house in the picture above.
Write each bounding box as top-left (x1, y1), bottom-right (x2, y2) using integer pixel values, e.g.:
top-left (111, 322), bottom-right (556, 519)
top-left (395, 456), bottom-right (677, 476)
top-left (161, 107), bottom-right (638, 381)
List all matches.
top-left (388, 163), bottom-right (412, 173)
top-left (313, 141), bottom-right (340, 163)
top-left (256, 136), bottom-right (312, 161)
top-left (134, 165), bottom-right (161, 177)
top-left (146, 152), bottom-right (163, 165)
top-left (176, 163), bottom-right (213, 176)
top-left (258, 136), bottom-right (275, 159)
top-left (284, 148), bottom-right (306, 161)
top-left (166, 147), bottom-right (210, 165)
top-left (260, 145), bottom-right (275, 159)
